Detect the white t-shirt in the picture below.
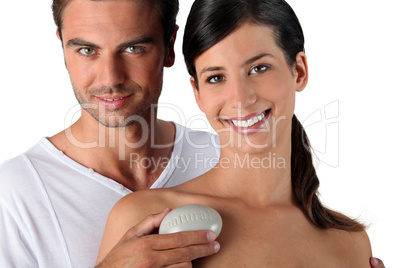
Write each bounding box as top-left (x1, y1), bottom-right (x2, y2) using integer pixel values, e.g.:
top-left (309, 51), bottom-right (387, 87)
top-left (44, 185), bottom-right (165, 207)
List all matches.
top-left (0, 123), bottom-right (219, 268)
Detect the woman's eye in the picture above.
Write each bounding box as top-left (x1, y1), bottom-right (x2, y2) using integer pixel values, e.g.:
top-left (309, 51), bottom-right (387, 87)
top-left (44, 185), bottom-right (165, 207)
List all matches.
top-left (125, 46), bottom-right (142, 53)
top-left (250, 65), bottom-right (269, 74)
top-left (208, 75), bottom-right (225, 84)
top-left (79, 47), bottom-right (95, 56)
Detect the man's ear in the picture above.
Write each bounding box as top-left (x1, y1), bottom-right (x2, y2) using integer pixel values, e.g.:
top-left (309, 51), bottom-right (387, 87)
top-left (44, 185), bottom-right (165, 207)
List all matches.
top-left (190, 76), bottom-right (204, 112)
top-left (56, 30), bottom-right (62, 41)
top-left (164, 25), bottom-right (179, 67)
top-left (294, 52), bottom-right (308, 92)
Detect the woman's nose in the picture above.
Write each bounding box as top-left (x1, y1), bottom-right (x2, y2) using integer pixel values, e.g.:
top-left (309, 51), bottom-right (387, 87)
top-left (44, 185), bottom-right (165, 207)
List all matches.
top-left (227, 78), bottom-right (257, 110)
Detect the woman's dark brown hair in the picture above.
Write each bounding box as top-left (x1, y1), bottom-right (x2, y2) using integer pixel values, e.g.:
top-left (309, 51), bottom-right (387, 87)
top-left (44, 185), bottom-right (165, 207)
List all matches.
top-left (183, 0), bottom-right (364, 231)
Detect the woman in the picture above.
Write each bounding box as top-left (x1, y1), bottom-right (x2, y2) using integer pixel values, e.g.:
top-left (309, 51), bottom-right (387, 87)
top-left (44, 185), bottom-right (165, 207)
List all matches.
top-left (97, 0), bottom-right (372, 266)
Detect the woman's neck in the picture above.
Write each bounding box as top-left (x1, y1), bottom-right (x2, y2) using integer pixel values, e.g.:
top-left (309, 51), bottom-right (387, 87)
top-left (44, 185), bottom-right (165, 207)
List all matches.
top-left (203, 143), bottom-right (294, 208)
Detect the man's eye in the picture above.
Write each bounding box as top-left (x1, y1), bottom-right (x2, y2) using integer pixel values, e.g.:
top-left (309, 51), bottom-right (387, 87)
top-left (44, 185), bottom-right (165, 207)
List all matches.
top-left (208, 75), bottom-right (225, 84)
top-left (125, 46), bottom-right (142, 53)
top-left (250, 65), bottom-right (269, 74)
top-left (79, 47), bottom-right (95, 56)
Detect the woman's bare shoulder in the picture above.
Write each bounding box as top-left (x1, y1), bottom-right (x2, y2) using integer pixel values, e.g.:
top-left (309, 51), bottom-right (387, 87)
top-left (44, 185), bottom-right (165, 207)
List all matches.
top-left (111, 188), bottom-right (179, 223)
top-left (347, 229), bottom-right (372, 264)
top-left (97, 188), bottom-right (182, 262)
top-left (328, 228), bottom-right (372, 267)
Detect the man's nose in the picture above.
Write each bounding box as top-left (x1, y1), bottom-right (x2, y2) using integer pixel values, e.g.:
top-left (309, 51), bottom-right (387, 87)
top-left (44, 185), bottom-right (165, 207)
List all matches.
top-left (97, 54), bottom-right (125, 87)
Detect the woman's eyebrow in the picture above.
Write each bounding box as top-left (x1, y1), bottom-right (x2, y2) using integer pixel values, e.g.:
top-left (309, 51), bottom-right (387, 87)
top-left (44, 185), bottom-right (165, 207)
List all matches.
top-left (199, 66), bottom-right (225, 77)
top-left (198, 53), bottom-right (274, 77)
top-left (244, 53), bottom-right (275, 65)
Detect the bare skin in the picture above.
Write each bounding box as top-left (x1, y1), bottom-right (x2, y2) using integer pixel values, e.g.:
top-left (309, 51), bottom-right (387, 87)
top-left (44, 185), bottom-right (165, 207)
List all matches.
top-left (99, 180), bottom-right (372, 267)
top-left (98, 23), bottom-right (372, 267)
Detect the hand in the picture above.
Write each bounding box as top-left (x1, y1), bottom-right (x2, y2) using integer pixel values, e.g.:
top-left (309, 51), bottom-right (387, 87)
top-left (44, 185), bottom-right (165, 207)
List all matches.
top-left (370, 257), bottom-right (385, 268)
top-left (96, 209), bottom-right (220, 268)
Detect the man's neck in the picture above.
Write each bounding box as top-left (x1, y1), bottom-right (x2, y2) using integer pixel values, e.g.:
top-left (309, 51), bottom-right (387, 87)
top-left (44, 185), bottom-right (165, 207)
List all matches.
top-left (49, 117), bottom-right (176, 191)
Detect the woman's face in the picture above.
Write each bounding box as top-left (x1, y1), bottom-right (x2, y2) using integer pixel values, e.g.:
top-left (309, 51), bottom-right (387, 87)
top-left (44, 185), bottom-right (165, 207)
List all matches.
top-left (191, 23), bottom-right (308, 154)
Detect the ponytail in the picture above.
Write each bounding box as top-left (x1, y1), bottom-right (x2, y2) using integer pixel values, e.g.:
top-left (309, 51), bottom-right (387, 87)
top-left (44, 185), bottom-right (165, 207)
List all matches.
top-left (291, 115), bottom-right (365, 231)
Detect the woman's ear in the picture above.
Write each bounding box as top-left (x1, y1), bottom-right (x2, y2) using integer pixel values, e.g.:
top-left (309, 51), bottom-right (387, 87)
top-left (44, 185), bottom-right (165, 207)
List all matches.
top-left (190, 76), bottom-right (204, 112)
top-left (294, 52), bottom-right (308, 92)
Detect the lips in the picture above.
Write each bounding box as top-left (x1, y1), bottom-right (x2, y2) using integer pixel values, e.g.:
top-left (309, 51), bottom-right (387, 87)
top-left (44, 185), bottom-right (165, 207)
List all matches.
top-left (99, 96), bottom-right (128, 102)
top-left (228, 109), bottom-right (270, 134)
top-left (95, 94), bottom-right (133, 110)
top-left (231, 111), bottom-right (267, 128)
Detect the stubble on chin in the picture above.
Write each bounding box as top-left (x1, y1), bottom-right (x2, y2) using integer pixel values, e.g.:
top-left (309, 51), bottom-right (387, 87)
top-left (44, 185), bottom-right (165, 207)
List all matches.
top-left (71, 83), bottom-right (161, 128)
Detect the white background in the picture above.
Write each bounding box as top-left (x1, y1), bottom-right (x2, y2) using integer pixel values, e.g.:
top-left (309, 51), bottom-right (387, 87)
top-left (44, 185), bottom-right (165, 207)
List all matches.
top-left (0, 0), bottom-right (401, 266)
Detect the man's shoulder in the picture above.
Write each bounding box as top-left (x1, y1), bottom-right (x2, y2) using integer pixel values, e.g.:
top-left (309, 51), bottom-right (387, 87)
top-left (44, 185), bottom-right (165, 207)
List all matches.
top-left (173, 122), bottom-right (219, 154)
top-left (176, 123), bottom-right (217, 140)
top-left (0, 151), bottom-right (35, 185)
top-left (0, 139), bottom-right (53, 196)
top-left (1, 139), bottom-right (46, 173)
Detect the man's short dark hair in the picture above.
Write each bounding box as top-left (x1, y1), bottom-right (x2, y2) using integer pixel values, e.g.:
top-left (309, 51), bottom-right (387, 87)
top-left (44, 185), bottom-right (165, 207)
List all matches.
top-left (52, 0), bottom-right (179, 46)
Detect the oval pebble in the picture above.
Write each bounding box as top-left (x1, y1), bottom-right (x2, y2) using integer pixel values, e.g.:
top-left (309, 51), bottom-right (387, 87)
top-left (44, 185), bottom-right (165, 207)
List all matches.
top-left (159, 204), bottom-right (223, 237)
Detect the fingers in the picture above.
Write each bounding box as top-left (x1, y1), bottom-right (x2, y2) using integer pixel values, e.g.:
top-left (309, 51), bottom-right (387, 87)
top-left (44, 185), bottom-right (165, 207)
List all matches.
top-left (153, 239), bottom-right (220, 267)
top-left (133, 230), bottom-right (219, 266)
top-left (370, 257), bottom-right (385, 268)
top-left (164, 262), bottom-right (192, 268)
top-left (127, 208), bottom-right (172, 238)
top-left (109, 211), bottom-right (220, 267)
top-left (152, 230), bottom-right (217, 250)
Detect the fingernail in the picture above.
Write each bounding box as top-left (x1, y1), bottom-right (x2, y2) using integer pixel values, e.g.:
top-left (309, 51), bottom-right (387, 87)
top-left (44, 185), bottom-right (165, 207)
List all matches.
top-left (207, 231), bottom-right (216, 242)
top-left (373, 258), bottom-right (379, 265)
top-left (214, 241), bottom-right (220, 253)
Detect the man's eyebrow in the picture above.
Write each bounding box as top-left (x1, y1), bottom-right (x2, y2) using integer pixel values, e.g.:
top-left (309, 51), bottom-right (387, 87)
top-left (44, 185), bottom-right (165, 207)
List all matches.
top-left (116, 36), bottom-right (155, 50)
top-left (244, 53), bottom-right (275, 66)
top-left (66, 38), bottom-right (100, 49)
top-left (66, 36), bottom-right (155, 50)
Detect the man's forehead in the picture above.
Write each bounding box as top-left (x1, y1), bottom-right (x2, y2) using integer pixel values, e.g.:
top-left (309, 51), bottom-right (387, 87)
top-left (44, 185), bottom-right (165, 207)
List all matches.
top-left (62, 0), bottom-right (156, 18)
top-left (63, 0), bottom-right (157, 27)
top-left (61, 0), bottom-right (163, 45)
top-left (65, 0), bottom-right (154, 9)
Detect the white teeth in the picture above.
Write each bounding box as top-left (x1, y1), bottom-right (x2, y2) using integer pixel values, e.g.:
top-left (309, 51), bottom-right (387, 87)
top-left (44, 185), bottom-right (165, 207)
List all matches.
top-left (231, 111), bottom-right (266, 128)
top-left (102, 97), bottom-right (125, 102)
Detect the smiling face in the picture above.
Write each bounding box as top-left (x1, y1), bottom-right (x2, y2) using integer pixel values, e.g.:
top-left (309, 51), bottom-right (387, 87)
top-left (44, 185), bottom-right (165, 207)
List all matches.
top-left (191, 23), bottom-right (308, 153)
top-left (59, 0), bottom-right (176, 127)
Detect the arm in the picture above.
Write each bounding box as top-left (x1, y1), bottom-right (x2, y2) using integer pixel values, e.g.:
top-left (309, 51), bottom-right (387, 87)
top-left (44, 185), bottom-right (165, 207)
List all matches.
top-left (96, 195), bottom-right (220, 267)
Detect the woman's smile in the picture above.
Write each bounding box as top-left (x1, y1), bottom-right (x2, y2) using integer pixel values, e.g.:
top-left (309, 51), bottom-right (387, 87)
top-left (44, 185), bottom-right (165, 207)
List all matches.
top-left (225, 109), bottom-right (271, 135)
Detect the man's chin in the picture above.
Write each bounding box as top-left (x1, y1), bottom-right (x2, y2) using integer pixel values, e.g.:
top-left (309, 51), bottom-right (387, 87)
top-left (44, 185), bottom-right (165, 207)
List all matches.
top-left (95, 113), bottom-right (151, 129)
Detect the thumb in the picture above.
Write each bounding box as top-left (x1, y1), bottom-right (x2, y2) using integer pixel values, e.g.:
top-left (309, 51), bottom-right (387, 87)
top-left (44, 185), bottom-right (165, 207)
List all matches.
top-left (130, 208), bottom-right (171, 238)
top-left (370, 257), bottom-right (385, 268)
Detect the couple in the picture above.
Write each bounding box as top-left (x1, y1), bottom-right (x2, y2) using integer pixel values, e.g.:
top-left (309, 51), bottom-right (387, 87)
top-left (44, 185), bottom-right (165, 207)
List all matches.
top-left (96, 0), bottom-right (374, 267)
top-left (0, 0), bottom-right (384, 267)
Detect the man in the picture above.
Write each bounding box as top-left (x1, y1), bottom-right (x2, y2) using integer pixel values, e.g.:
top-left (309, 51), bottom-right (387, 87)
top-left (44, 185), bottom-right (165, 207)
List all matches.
top-left (0, 0), bottom-right (386, 267)
top-left (0, 0), bottom-right (219, 267)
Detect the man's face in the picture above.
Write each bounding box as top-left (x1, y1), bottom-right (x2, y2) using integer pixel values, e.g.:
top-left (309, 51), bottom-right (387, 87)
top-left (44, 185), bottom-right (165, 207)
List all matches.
top-left (59, 0), bottom-right (175, 127)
